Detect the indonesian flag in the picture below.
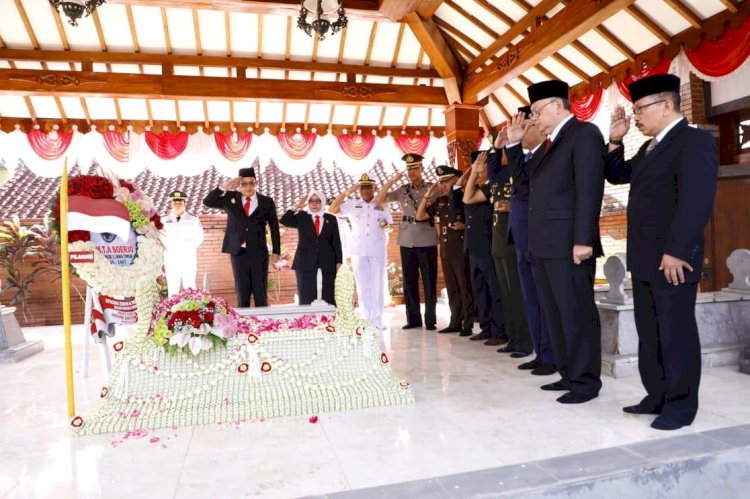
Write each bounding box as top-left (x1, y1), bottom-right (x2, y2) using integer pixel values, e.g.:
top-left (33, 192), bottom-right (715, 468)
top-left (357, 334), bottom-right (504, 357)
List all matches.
top-left (68, 195), bottom-right (131, 241)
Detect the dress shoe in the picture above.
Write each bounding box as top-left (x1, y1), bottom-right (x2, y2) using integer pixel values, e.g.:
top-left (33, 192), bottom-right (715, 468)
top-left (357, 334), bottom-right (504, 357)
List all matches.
top-left (425, 324), bottom-right (437, 331)
top-left (540, 380), bottom-right (570, 391)
top-left (469, 332), bottom-right (491, 341)
top-left (531, 364), bottom-right (557, 376)
top-left (439, 326), bottom-right (461, 334)
top-left (650, 416), bottom-right (686, 431)
top-left (459, 329), bottom-right (473, 337)
top-left (484, 338), bottom-right (505, 346)
top-left (518, 358), bottom-right (541, 370)
top-left (557, 392), bottom-right (598, 404)
top-left (401, 323), bottom-right (422, 330)
top-left (622, 402), bottom-right (662, 415)
top-left (510, 351), bottom-right (532, 358)
top-left (496, 345), bottom-right (515, 353)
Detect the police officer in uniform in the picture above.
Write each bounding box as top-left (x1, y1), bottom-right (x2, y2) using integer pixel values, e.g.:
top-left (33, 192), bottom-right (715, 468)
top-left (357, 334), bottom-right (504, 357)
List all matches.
top-left (375, 154), bottom-right (438, 330)
top-left (329, 173), bottom-right (393, 330)
top-left (487, 144), bottom-right (533, 357)
top-left (161, 190), bottom-right (204, 296)
top-left (416, 165), bottom-right (475, 336)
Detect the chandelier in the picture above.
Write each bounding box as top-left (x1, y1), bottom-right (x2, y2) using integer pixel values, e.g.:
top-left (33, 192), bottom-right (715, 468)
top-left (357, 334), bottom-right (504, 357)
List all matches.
top-left (297, 0), bottom-right (347, 41)
top-left (48, 1), bottom-right (106, 27)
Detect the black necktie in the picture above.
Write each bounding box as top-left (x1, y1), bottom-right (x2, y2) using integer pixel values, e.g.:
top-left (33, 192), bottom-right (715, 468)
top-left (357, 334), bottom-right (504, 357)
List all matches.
top-left (176, 216), bottom-right (181, 222)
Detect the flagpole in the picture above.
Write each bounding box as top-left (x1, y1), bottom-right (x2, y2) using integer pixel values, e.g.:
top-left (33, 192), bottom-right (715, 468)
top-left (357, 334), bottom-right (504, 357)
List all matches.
top-left (60, 157), bottom-right (75, 417)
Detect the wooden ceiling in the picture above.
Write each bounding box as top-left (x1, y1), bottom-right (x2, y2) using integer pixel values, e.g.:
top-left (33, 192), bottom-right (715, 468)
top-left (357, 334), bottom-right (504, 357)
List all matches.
top-left (0, 0), bottom-right (745, 134)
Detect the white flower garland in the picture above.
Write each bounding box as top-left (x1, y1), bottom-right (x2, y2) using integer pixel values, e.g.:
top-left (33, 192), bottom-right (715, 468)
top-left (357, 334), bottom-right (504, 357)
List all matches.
top-left (70, 236), bottom-right (163, 298)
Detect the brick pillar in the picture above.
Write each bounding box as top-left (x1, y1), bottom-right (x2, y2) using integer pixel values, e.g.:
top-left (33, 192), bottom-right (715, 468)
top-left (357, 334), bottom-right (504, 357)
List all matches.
top-left (680, 72), bottom-right (707, 125)
top-left (444, 104), bottom-right (481, 171)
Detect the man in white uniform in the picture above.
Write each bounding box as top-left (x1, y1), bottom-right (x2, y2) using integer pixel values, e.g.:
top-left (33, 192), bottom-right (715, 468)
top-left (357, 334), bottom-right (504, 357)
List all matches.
top-left (161, 190), bottom-right (204, 296)
top-left (329, 174), bottom-right (392, 330)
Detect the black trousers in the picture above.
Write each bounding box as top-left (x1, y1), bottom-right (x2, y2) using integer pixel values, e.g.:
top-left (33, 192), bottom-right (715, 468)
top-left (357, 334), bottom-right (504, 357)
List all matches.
top-left (632, 279), bottom-right (701, 424)
top-left (442, 253), bottom-right (475, 331)
top-left (494, 249), bottom-right (533, 353)
top-left (536, 257), bottom-right (601, 396)
top-left (516, 248), bottom-right (555, 366)
top-left (230, 249), bottom-right (269, 307)
top-left (401, 245), bottom-right (438, 327)
top-left (295, 268), bottom-right (336, 306)
top-left (469, 253), bottom-right (505, 338)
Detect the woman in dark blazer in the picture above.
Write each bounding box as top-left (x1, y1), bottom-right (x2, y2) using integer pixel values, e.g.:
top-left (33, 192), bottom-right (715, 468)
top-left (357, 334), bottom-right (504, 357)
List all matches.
top-left (280, 190), bottom-right (342, 305)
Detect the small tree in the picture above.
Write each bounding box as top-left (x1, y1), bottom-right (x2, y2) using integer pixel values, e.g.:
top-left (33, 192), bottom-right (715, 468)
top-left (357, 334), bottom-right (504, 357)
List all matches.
top-left (0, 216), bottom-right (45, 321)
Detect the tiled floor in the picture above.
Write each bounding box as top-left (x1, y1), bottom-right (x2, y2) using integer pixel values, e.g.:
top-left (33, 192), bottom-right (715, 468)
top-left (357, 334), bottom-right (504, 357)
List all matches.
top-left (2, 304), bottom-right (750, 498)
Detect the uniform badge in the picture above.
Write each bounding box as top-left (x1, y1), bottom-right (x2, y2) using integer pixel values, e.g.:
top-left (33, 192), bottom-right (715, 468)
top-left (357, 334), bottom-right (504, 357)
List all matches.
top-left (231, 198), bottom-right (236, 204)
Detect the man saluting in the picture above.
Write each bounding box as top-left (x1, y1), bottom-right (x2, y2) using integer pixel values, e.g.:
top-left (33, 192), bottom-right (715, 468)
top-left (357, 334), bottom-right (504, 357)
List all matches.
top-left (203, 167), bottom-right (281, 307)
top-left (606, 74), bottom-right (717, 430)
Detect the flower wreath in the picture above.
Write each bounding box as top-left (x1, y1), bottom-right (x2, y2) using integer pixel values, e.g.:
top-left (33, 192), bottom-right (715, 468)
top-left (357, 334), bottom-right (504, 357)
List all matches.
top-left (50, 174), bottom-right (164, 297)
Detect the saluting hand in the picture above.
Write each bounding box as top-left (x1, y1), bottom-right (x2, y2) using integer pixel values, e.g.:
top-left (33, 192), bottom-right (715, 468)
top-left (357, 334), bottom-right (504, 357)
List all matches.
top-left (659, 254), bottom-right (693, 285)
top-left (347, 184), bottom-right (359, 195)
top-left (456, 167), bottom-right (472, 188)
top-left (493, 127), bottom-right (510, 149)
top-left (294, 195), bottom-right (307, 211)
top-left (609, 105), bottom-right (630, 143)
top-left (390, 169), bottom-right (406, 183)
top-left (472, 151), bottom-right (488, 174)
top-left (506, 112), bottom-right (530, 144)
top-left (222, 177), bottom-right (241, 190)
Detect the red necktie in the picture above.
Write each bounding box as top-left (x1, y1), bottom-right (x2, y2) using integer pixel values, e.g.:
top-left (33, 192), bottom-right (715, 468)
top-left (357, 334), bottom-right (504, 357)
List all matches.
top-left (243, 197), bottom-right (250, 216)
top-left (314, 215), bottom-right (321, 237)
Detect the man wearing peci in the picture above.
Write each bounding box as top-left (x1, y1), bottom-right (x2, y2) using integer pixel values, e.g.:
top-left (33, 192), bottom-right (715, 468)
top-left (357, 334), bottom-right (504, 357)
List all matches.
top-left (506, 80), bottom-right (605, 404)
top-left (203, 167), bottom-right (281, 307)
top-left (606, 74), bottom-right (717, 430)
top-left (375, 154), bottom-right (439, 331)
top-left (505, 107), bottom-right (556, 376)
top-left (280, 190), bottom-right (342, 306)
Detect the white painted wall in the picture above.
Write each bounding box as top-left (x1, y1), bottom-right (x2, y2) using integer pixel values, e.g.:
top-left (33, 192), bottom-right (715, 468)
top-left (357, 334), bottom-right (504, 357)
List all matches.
top-left (710, 64), bottom-right (750, 107)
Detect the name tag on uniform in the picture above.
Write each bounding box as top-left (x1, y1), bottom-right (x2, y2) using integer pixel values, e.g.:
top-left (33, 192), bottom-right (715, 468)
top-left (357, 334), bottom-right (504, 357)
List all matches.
top-left (374, 206), bottom-right (384, 211)
top-left (355, 205), bottom-right (363, 209)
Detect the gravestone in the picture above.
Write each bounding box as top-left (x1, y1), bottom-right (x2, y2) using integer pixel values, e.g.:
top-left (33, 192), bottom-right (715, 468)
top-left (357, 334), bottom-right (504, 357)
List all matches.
top-left (0, 305), bottom-right (44, 363)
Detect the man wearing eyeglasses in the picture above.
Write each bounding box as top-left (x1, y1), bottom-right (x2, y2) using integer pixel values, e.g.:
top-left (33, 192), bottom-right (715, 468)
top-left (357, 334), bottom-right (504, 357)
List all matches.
top-left (203, 167), bottom-right (281, 308)
top-left (605, 74), bottom-right (717, 431)
top-left (506, 80), bottom-right (605, 405)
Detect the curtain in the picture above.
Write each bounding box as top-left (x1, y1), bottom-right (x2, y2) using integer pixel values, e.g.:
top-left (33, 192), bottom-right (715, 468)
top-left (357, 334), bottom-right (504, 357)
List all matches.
top-left (103, 130), bottom-right (130, 163)
top-left (214, 131), bottom-right (253, 162)
top-left (394, 133), bottom-right (430, 157)
top-left (686, 15), bottom-right (750, 79)
top-left (144, 130), bottom-right (189, 160)
top-left (571, 87), bottom-right (604, 122)
top-left (617, 58), bottom-right (671, 101)
top-left (277, 131), bottom-right (317, 160)
top-left (337, 133), bottom-right (376, 160)
top-left (27, 129), bottom-right (74, 161)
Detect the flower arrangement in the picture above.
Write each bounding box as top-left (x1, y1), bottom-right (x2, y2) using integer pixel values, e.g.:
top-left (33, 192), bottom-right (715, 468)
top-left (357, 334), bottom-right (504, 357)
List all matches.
top-left (149, 289), bottom-right (238, 356)
top-left (387, 262), bottom-right (404, 296)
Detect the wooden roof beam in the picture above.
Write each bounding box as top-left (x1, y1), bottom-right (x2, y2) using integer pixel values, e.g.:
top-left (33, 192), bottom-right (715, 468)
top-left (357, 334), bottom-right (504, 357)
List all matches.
top-left (0, 48), bottom-right (440, 79)
top-left (718, 0), bottom-right (739, 13)
top-left (663, 0), bottom-right (702, 29)
top-left (108, 0), bottom-right (387, 22)
top-left (466, 0), bottom-right (559, 74)
top-left (378, 0), bottom-right (445, 22)
top-left (0, 68), bottom-right (448, 106)
top-left (462, 0), bottom-right (637, 104)
top-left (405, 13), bottom-right (462, 104)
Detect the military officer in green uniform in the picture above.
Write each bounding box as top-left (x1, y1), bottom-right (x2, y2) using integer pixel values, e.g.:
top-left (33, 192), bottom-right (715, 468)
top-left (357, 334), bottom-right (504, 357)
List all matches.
top-left (416, 165), bottom-right (475, 336)
top-left (487, 146), bottom-right (533, 356)
top-left (375, 153), bottom-right (439, 330)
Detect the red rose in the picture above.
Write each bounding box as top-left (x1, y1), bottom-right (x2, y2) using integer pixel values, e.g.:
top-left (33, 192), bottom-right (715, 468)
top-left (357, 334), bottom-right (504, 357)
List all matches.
top-left (119, 180), bottom-right (136, 192)
top-left (204, 312), bottom-right (214, 323)
top-left (151, 214), bottom-right (163, 230)
top-left (190, 317), bottom-right (202, 328)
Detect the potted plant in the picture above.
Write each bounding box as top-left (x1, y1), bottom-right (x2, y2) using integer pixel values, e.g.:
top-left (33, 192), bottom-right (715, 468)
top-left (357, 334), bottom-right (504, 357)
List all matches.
top-left (387, 262), bottom-right (404, 305)
top-left (0, 216), bottom-right (46, 323)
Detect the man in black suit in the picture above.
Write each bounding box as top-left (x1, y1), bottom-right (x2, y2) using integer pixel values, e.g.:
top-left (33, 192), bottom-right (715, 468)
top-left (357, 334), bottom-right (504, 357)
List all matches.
top-left (506, 80), bottom-right (605, 404)
top-left (506, 107), bottom-right (556, 376)
top-left (280, 190), bottom-right (342, 305)
top-left (606, 74), bottom-right (717, 430)
top-left (203, 167), bottom-right (281, 307)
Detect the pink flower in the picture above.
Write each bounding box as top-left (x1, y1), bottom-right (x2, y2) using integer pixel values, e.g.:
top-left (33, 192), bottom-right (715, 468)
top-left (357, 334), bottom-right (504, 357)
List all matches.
top-left (309, 416), bottom-right (318, 424)
top-left (149, 437), bottom-right (160, 444)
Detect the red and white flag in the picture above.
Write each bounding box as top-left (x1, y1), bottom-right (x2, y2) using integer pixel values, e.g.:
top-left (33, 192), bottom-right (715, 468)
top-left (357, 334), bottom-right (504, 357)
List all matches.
top-left (68, 195), bottom-right (131, 241)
